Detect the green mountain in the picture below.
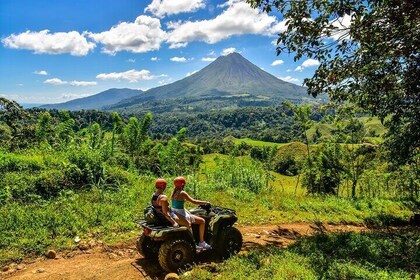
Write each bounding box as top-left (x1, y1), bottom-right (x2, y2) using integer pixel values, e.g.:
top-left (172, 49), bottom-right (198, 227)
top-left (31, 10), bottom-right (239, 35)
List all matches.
top-left (39, 88), bottom-right (143, 110)
top-left (107, 53), bottom-right (317, 113)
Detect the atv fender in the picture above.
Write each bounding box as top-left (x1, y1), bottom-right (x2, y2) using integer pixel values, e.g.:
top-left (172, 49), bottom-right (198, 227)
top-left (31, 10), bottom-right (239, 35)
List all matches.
top-left (210, 215), bottom-right (238, 238)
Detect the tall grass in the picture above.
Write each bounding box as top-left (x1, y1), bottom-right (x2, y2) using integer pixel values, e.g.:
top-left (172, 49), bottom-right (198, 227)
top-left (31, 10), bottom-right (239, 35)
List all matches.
top-left (182, 231), bottom-right (419, 280)
top-left (0, 152), bottom-right (414, 265)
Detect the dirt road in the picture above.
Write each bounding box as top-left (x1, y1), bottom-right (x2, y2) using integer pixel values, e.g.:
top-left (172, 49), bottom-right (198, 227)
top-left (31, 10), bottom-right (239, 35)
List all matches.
top-left (1, 223), bottom-right (365, 280)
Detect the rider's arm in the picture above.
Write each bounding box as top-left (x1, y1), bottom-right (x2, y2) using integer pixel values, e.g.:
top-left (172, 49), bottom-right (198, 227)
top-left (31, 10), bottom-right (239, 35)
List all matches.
top-left (159, 196), bottom-right (179, 227)
top-left (182, 191), bottom-right (209, 205)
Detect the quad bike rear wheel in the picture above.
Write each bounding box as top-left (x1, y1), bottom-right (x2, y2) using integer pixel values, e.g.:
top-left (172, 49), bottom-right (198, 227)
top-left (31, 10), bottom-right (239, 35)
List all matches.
top-left (158, 239), bottom-right (195, 272)
top-left (136, 234), bottom-right (159, 259)
top-left (216, 226), bottom-right (242, 259)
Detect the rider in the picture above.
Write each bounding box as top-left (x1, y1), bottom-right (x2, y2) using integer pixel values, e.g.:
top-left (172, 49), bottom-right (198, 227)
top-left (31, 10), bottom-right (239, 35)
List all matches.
top-left (152, 178), bottom-right (179, 227)
top-left (171, 176), bottom-right (212, 249)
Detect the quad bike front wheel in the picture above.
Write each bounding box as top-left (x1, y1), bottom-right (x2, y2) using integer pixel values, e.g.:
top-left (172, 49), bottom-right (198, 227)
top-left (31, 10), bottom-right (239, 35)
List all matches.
top-left (136, 234), bottom-right (159, 259)
top-left (158, 239), bottom-right (195, 272)
top-left (216, 226), bottom-right (243, 260)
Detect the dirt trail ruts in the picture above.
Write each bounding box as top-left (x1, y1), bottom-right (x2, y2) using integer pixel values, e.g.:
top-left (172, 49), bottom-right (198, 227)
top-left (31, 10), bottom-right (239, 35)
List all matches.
top-left (2, 223), bottom-right (366, 280)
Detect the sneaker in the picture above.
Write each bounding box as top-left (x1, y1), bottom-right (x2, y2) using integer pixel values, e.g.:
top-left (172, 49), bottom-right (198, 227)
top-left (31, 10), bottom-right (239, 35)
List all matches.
top-left (198, 241), bottom-right (212, 249)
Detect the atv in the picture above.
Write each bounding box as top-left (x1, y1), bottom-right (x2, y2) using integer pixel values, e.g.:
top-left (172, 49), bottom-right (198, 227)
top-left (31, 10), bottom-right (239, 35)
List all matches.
top-left (136, 204), bottom-right (243, 272)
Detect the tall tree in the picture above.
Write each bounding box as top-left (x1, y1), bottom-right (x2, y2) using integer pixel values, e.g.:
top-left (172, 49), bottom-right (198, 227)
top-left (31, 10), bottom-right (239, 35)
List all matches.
top-left (248, 0), bottom-right (420, 163)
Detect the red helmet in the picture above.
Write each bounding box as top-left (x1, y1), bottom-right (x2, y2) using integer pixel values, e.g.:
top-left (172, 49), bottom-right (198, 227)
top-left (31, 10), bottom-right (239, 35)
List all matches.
top-left (174, 176), bottom-right (186, 188)
top-left (155, 178), bottom-right (167, 190)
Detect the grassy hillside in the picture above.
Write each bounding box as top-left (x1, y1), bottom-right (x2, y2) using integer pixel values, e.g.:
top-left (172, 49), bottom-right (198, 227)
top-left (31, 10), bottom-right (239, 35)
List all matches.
top-left (0, 151), bottom-right (413, 265)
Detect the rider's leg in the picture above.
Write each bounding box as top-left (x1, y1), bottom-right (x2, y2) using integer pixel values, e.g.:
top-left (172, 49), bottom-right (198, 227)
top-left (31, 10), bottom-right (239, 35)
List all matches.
top-left (192, 215), bottom-right (205, 242)
top-left (174, 214), bottom-right (191, 228)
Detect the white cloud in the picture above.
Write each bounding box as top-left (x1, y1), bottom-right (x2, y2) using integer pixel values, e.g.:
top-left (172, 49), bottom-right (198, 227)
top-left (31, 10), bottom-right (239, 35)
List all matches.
top-left (166, 0), bottom-right (281, 47)
top-left (127, 58), bottom-right (136, 63)
top-left (69, 81), bottom-right (97, 86)
top-left (295, 66), bottom-right (303, 72)
top-left (88, 16), bottom-right (166, 55)
top-left (151, 57), bottom-right (158, 61)
top-left (33, 70), bottom-right (48, 75)
top-left (2, 30), bottom-right (95, 56)
top-left (286, 69), bottom-right (292, 72)
top-left (302, 58), bottom-right (320, 68)
top-left (208, 50), bottom-right (215, 56)
top-left (330, 14), bottom-right (352, 40)
top-left (169, 42), bottom-right (188, 49)
top-left (294, 58), bottom-right (320, 72)
top-left (270, 20), bottom-right (288, 34)
top-left (221, 47), bottom-right (238, 55)
top-left (271, 59), bottom-right (284, 66)
top-left (186, 70), bottom-right (198, 77)
top-left (44, 78), bottom-right (67, 85)
top-left (43, 78), bottom-right (97, 86)
top-left (96, 69), bottom-right (157, 83)
top-left (201, 57), bottom-right (216, 62)
top-left (158, 78), bottom-right (173, 85)
top-left (170, 56), bottom-right (188, 62)
top-left (279, 76), bottom-right (300, 84)
top-left (145, 0), bottom-right (205, 18)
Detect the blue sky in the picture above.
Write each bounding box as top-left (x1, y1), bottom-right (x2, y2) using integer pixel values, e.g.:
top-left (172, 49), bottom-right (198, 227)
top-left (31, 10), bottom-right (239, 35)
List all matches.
top-left (0, 0), bottom-right (320, 104)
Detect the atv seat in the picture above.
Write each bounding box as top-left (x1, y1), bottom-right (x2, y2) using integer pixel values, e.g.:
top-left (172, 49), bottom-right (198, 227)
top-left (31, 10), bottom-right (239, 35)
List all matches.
top-left (139, 219), bottom-right (190, 239)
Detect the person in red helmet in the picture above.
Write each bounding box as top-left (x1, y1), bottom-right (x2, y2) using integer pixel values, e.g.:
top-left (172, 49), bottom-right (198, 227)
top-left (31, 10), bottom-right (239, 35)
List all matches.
top-left (152, 178), bottom-right (179, 227)
top-left (171, 176), bottom-right (212, 249)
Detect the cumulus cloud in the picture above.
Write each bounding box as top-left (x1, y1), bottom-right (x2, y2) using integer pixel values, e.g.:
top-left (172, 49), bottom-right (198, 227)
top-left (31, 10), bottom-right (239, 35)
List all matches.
top-left (33, 70), bottom-right (48, 75)
top-left (166, 0), bottom-right (282, 47)
top-left (186, 70), bottom-right (199, 77)
top-left (44, 78), bottom-right (67, 85)
top-left (69, 81), bottom-right (97, 86)
top-left (302, 58), bottom-right (320, 68)
top-left (201, 57), bottom-right (216, 62)
top-left (271, 60), bottom-right (284, 66)
top-left (279, 76), bottom-right (300, 84)
top-left (151, 57), bottom-right (158, 61)
top-left (221, 47), bottom-right (238, 55)
top-left (96, 69), bottom-right (158, 83)
top-left (170, 56), bottom-right (188, 62)
top-left (294, 66), bottom-right (303, 72)
top-left (295, 58), bottom-right (320, 72)
top-left (88, 16), bottom-right (166, 55)
top-left (2, 30), bottom-right (95, 56)
top-left (145, 0), bottom-right (205, 18)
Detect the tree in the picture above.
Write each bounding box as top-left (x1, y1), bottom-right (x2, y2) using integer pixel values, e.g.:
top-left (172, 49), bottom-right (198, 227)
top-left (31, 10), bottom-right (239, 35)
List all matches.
top-left (110, 112), bottom-right (123, 156)
top-left (283, 102), bottom-right (315, 190)
top-left (35, 111), bottom-right (54, 143)
top-left (122, 113), bottom-right (153, 158)
top-left (248, 0), bottom-right (419, 163)
top-left (0, 97), bottom-right (30, 143)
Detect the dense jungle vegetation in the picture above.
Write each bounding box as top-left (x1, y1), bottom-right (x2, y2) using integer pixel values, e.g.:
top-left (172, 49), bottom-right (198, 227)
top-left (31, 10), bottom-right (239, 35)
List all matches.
top-left (1, 96), bottom-right (418, 278)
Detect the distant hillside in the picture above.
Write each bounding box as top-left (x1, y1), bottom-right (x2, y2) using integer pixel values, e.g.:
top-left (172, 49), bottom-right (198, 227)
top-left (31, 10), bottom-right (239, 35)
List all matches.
top-left (39, 88), bottom-right (143, 110)
top-left (108, 53), bottom-right (322, 113)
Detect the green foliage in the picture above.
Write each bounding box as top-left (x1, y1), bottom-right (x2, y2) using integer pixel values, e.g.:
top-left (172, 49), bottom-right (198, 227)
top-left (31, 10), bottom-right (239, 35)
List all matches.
top-left (185, 230), bottom-right (418, 279)
top-left (122, 113), bottom-right (152, 157)
top-left (303, 143), bottom-right (344, 195)
top-left (249, 0), bottom-right (419, 163)
top-left (205, 155), bottom-right (271, 195)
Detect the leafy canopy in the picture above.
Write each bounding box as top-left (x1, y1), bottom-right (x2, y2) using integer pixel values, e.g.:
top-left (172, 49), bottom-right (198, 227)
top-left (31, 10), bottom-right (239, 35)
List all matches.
top-left (248, 0), bottom-right (419, 163)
